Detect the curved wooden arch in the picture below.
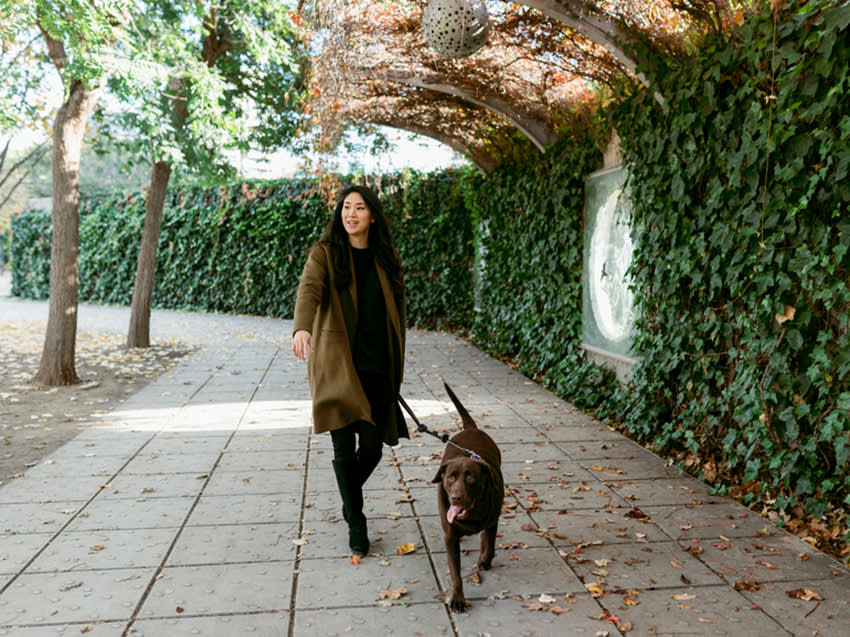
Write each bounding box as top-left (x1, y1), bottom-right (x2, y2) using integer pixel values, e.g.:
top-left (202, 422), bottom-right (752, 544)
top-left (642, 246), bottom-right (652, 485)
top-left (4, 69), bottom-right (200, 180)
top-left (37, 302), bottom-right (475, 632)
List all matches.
top-left (376, 70), bottom-right (558, 153)
top-left (518, 1), bottom-right (640, 75)
top-left (517, 1), bottom-right (663, 102)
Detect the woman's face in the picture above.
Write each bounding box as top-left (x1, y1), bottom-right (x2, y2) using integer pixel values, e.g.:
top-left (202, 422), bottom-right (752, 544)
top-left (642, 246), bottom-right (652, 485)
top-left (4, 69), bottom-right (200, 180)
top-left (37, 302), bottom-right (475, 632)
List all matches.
top-left (341, 191), bottom-right (373, 244)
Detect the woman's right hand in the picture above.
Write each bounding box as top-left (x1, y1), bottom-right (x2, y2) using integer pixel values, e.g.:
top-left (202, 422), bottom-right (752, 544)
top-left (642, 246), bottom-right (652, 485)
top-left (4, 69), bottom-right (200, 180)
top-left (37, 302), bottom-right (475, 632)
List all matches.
top-left (291, 330), bottom-right (313, 361)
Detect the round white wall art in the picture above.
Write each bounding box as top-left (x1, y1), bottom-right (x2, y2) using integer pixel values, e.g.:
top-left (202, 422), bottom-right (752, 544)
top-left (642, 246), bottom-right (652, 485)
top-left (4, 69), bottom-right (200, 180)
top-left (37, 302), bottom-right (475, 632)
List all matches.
top-left (423, 0), bottom-right (490, 59)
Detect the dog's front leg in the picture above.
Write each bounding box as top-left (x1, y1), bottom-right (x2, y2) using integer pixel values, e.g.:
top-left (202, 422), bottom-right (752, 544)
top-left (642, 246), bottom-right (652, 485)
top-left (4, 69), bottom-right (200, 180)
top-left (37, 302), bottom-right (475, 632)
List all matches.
top-left (444, 530), bottom-right (469, 612)
top-left (477, 523), bottom-right (497, 570)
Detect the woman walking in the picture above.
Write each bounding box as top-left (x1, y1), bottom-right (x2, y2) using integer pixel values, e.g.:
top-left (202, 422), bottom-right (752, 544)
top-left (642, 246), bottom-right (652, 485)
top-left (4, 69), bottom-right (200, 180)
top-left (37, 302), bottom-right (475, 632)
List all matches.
top-left (292, 184), bottom-right (407, 556)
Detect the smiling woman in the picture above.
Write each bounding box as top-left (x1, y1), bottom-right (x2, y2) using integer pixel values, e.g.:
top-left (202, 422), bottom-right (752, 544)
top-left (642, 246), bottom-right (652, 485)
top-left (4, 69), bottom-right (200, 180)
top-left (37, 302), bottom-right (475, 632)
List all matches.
top-left (292, 183), bottom-right (407, 557)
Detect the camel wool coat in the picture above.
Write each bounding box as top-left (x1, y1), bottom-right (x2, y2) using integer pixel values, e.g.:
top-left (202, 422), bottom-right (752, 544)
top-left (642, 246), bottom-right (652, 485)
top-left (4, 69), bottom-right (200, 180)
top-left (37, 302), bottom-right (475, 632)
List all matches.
top-left (292, 242), bottom-right (408, 445)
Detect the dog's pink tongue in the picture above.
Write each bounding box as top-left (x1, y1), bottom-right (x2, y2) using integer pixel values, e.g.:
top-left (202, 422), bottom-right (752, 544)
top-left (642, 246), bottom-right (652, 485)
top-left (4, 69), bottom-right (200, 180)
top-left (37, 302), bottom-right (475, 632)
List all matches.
top-left (447, 505), bottom-right (465, 524)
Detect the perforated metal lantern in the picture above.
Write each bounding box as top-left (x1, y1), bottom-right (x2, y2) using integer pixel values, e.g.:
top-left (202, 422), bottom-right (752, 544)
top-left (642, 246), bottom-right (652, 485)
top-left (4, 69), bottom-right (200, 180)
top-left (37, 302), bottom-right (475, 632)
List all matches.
top-left (423, 0), bottom-right (490, 59)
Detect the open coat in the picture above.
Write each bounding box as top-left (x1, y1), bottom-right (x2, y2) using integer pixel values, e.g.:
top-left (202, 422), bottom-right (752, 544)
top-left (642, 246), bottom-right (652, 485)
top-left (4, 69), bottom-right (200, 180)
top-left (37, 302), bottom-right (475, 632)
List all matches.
top-left (292, 242), bottom-right (408, 445)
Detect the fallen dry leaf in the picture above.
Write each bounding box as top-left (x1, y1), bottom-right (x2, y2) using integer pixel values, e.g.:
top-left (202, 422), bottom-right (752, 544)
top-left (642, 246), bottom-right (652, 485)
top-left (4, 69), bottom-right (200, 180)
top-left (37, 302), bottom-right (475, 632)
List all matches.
top-left (624, 590), bottom-right (640, 606)
top-left (378, 586), bottom-right (408, 600)
top-left (787, 588), bottom-right (824, 601)
top-left (396, 542), bottom-right (416, 555)
top-left (523, 601), bottom-right (548, 611)
top-left (734, 580), bottom-right (761, 591)
top-left (585, 583), bottom-right (603, 597)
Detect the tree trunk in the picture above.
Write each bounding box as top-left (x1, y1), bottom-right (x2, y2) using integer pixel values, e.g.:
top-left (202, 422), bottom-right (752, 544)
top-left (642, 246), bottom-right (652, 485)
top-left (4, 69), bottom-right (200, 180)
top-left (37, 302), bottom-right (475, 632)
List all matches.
top-left (125, 8), bottom-right (229, 349)
top-left (31, 79), bottom-right (103, 386)
top-left (127, 160), bottom-right (172, 348)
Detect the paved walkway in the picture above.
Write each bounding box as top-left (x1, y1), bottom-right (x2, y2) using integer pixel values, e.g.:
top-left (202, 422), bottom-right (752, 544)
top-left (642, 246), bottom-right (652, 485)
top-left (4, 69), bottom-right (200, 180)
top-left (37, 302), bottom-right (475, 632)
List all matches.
top-left (0, 289), bottom-right (847, 636)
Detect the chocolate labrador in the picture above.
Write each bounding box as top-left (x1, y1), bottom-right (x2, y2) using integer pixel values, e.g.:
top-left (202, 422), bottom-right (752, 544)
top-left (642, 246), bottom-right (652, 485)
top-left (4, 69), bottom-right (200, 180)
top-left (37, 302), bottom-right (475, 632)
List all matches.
top-left (432, 383), bottom-right (504, 612)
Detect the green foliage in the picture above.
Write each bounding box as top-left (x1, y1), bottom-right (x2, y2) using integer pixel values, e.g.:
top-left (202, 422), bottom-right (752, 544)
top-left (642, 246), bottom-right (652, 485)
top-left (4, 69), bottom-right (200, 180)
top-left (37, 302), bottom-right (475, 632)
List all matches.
top-left (10, 171), bottom-right (476, 328)
top-left (377, 168), bottom-right (478, 329)
top-left (8, 207), bottom-right (51, 297)
top-left (4, 0), bottom-right (135, 86)
top-left (467, 119), bottom-right (620, 410)
top-left (611, 0), bottom-right (850, 519)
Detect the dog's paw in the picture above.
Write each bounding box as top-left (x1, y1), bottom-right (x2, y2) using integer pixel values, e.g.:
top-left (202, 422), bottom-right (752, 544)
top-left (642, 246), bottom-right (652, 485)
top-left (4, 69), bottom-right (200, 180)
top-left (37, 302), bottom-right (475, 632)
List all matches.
top-left (476, 557), bottom-right (493, 571)
top-left (449, 594), bottom-right (470, 613)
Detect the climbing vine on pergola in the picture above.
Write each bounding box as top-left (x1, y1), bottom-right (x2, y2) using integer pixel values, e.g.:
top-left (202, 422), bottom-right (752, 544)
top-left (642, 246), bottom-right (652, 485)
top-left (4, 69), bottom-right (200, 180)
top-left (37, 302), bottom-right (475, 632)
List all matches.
top-left (303, 0), bottom-right (744, 171)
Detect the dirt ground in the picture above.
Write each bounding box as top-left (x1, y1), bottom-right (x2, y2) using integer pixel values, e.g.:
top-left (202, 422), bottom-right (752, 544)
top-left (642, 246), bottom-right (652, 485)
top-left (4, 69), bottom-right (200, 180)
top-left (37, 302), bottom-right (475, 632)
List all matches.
top-left (0, 319), bottom-right (193, 485)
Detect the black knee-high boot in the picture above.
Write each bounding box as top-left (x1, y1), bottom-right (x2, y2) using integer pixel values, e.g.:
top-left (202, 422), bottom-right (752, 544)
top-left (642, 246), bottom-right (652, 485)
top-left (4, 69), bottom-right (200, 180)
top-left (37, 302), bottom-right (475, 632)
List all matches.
top-left (356, 447), bottom-right (382, 486)
top-left (332, 457), bottom-right (370, 555)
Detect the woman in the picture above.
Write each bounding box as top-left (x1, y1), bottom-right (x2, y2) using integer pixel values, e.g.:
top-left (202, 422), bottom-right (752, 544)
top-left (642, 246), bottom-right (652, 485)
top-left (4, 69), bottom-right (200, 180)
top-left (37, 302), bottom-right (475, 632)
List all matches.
top-left (292, 184), bottom-right (407, 556)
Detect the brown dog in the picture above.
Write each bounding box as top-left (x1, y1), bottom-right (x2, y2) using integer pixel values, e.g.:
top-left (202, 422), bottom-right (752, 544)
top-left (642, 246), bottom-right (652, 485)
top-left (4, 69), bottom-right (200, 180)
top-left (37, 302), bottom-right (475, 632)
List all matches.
top-left (432, 383), bottom-right (504, 612)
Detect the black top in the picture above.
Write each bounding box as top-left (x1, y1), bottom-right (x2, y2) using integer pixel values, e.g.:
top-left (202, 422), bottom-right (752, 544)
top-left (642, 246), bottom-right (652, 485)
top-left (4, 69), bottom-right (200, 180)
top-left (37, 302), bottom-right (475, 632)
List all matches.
top-left (351, 246), bottom-right (388, 374)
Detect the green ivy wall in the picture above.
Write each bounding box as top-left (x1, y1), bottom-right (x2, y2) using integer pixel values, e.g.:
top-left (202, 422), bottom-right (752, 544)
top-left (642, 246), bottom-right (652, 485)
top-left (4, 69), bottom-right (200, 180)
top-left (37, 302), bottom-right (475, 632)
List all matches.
top-left (610, 0), bottom-right (849, 519)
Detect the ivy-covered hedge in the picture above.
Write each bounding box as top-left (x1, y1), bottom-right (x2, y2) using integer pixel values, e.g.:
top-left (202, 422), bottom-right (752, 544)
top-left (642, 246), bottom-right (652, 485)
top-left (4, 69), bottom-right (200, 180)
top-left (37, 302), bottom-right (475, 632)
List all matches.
top-left (378, 169), bottom-right (478, 329)
top-left (10, 172), bottom-right (475, 328)
top-left (462, 1), bottom-right (849, 547)
top-left (150, 181), bottom-right (328, 317)
top-left (609, 0), bottom-right (850, 520)
top-left (466, 121), bottom-right (620, 409)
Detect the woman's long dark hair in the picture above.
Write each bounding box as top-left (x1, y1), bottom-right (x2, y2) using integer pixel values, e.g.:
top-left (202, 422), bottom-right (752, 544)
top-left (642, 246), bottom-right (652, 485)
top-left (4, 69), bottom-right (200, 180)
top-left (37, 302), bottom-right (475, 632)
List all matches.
top-left (314, 185), bottom-right (403, 297)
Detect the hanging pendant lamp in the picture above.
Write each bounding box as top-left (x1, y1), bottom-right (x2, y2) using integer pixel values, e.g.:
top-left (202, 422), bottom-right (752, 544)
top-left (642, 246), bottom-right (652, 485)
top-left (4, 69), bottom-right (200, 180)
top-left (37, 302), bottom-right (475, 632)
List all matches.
top-left (423, 0), bottom-right (490, 59)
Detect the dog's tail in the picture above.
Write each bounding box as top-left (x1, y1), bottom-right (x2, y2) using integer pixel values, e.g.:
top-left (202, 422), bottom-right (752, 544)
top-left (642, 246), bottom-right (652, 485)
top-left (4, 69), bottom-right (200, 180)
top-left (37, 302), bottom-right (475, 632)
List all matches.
top-left (444, 382), bottom-right (477, 431)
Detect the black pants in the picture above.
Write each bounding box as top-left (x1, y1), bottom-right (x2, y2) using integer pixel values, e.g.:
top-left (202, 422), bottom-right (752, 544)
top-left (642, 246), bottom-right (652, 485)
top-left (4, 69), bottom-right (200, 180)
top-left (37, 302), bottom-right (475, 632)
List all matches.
top-left (330, 370), bottom-right (390, 485)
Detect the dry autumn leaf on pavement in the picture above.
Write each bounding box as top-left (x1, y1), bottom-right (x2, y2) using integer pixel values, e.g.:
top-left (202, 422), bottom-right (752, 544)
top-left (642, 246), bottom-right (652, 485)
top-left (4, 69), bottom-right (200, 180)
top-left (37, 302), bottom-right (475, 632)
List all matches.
top-left (787, 588), bottom-right (824, 601)
top-left (396, 542), bottom-right (415, 555)
top-left (378, 586), bottom-right (407, 600)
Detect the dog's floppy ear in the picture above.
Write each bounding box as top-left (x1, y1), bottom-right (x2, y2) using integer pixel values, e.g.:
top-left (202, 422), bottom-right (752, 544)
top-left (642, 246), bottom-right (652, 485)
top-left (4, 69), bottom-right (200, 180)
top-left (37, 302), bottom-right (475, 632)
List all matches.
top-left (431, 464), bottom-right (445, 484)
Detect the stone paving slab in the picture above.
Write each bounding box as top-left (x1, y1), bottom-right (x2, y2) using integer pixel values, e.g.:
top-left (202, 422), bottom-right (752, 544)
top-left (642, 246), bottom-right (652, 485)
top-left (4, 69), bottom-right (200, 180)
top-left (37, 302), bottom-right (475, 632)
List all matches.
top-left (131, 613), bottom-right (288, 637)
top-left (138, 562), bottom-right (294, 618)
top-left (187, 494), bottom-right (302, 526)
top-left (0, 568), bottom-right (154, 626)
top-left (0, 297), bottom-right (848, 636)
top-left (26, 528), bottom-right (177, 573)
top-left (608, 584), bottom-right (784, 637)
top-left (293, 605), bottom-right (452, 637)
top-left (168, 522), bottom-right (301, 565)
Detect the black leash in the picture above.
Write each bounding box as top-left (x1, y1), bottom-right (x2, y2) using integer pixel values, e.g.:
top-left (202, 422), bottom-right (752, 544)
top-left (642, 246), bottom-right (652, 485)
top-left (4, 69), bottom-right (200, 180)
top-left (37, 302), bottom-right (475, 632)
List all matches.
top-left (398, 394), bottom-right (482, 461)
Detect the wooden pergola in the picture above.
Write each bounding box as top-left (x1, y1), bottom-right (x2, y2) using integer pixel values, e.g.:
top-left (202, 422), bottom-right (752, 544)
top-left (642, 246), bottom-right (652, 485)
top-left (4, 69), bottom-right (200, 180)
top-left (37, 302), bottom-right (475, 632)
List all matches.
top-left (304, 0), bottom-right (737, 171)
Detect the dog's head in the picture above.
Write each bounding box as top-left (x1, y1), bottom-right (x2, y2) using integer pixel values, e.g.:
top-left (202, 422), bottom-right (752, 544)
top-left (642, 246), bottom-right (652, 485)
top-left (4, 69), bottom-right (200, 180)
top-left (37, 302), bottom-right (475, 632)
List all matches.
top-left (432, 455), bottom-right (497, 524)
